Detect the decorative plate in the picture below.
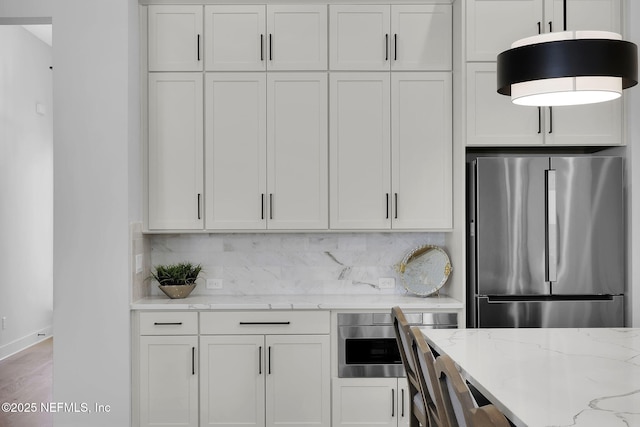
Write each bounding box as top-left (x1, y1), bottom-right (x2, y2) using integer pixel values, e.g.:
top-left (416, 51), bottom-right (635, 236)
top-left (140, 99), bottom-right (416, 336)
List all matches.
top-left (399, 245), bottom-right (452, 296)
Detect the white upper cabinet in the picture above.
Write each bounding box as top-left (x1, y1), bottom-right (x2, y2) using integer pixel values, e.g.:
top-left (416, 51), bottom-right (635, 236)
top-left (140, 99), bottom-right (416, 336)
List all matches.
top-left (466, 0), bottom-right (543, 61)
top-left (267, 5), bottom-right (328, 70)
top-left (330, 72), bottom-right (452, 230)
top-left (330, 5), bottom-right (451, 71)
top-left (466, 0), bottom-right (621, 61)
top-left (391, 5), bottom-right (452, 71)
top-left (330, 73), bottom-right (392, 230)
top-left (267, 73), bottom-right (329, 230)
top-left (553, 0), bottom-right (621, 32)
top-left (466, 62), bottom-right (623, 146)
top-left (466, 0), bottom-right (624, 146)
top-left (330, 5), bottom-right (391, 71)
top-left (205, 73), bottom-right (267, 230)
top-left (392, 73), bottom-right (452, 229)
top-left (148, 5), bottom-right (203, 71)
top-left (148, 73), bottom-right (204, 230)
top-left (205, 72), bottom-right (328, 230)
top-left (466, 62), bottom-right (544, 146)
top-left (205, 5), bottom-right (327, 71)
top-left (204, 5), bottom-right (266, 71)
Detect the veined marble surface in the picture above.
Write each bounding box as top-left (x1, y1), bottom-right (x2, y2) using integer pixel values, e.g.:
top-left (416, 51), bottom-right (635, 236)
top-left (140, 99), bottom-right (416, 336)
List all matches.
top-left (420, 328), bottom-right (640, 427)
top-left (131, 294), bottom-right (462, 311)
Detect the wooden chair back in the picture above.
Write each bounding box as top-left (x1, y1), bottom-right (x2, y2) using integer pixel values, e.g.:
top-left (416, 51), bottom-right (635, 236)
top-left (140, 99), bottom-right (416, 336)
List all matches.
top-left (410, 326), bottom-right (449, 427)
top-left (434, 354), bottom-right (511, 427)
top-left (391, 306), bottom-right (427, 427)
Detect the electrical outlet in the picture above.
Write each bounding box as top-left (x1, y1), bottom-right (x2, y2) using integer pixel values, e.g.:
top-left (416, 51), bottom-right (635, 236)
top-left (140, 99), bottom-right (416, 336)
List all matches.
top-left (2, 317), bottom-right (6, 330)
top-left (135, 254), bottom-right (143, 274)
top-left (378, 277), bottom-right (396, 289)
top-left (206, 279), bottom-right (223, 289)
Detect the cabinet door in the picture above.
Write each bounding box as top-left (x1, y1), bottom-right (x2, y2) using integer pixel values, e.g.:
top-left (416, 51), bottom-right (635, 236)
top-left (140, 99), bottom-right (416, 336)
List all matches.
top-left (466, 0), bottom-right (543, 61)
top-left (392, 73), bottom-right (452, 229)
top-left (140, 336), bottom-right (198, 427)
top-left (466, 63), bottom-right (543, 146)
top-left (265, 335), bottom-right (330, 427)
top-left (329, 5), bottom-right (391, 70)
top-left (200, 335), bottom-right (265, 427)
top-left (331, 378), bottom-right (398, 427)
top-left (267, 5), bottom-right (328, 70)
top-left (330, 73), bottom-right (391, 229)
top-left (205, 73), bottom-right (267, 230)
top-left (148, 6), bottom-right (203, 71)
top-left (397, 378), bottom-right (411, 427)
top-left (550, 0), bottom-right (621, 32)
top-left (544, 101), bottom-right (623, 145)
top-left (148, 73), bottom-right (203, 230)
top-left (204, 5), bottom-right (266, 71)
top-left (267, 73), bottom-right (328, 230)
top-left (391, 5), bottom-right (452, 71)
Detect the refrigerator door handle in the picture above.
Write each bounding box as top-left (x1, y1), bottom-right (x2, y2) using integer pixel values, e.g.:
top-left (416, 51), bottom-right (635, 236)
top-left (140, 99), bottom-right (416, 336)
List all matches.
top-left (546, 169), bottom-right (558, 282)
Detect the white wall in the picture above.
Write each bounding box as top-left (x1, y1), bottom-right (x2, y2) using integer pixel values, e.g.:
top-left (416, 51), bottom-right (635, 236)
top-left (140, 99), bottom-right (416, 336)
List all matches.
top-left (52, 0), bottom-right (138, 426)
top-left (0, 25), bottom-right (53, 359)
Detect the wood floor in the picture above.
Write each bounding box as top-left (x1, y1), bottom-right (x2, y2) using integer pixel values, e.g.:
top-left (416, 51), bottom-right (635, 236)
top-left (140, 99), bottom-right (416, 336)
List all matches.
top-left (0, 338), bottom-right (53, 427)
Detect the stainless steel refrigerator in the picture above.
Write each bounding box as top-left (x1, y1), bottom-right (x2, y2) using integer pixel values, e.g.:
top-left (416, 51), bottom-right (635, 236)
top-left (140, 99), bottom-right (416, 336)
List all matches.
top-left (468, 156), bottom-right (625, 328)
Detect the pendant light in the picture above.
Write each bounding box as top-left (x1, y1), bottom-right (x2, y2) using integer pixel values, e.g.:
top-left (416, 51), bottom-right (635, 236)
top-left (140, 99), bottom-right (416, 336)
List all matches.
top-left (496, 4), bottom-right (637, 107)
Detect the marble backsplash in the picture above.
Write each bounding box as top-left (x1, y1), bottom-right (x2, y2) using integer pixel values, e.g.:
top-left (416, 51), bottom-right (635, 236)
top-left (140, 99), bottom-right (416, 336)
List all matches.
top-left (138, 231), bottom-right (446, 298)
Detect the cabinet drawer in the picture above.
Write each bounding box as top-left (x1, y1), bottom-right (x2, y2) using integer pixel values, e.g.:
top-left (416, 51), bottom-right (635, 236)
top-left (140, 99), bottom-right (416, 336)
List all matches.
top-left (139, 312), bottom-right (198, 335)
top-left (200, 311), bottom-right (330, 335)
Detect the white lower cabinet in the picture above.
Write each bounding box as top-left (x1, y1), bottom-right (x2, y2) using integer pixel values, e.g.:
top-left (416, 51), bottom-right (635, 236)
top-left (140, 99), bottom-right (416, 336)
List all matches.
top-left (200, 312), bottom-right (331, 427)
top-left (139, 336), bottom-right (199, 427)
top-left (200, 335), bottom-right (264, 426)
top-left (332, 377), bottom-right (411, 427)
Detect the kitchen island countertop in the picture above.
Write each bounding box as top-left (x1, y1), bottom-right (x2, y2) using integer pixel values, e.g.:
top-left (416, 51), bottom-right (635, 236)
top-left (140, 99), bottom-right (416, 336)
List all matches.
top-left (421, 328), bottom-right (640, 427)
top-left (131, 293), bottom-right (462, 311)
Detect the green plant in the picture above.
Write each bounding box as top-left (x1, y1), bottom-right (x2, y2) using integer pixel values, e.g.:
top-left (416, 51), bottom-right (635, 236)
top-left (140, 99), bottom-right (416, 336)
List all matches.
top-left (150, 262), bottom-right (203, 286)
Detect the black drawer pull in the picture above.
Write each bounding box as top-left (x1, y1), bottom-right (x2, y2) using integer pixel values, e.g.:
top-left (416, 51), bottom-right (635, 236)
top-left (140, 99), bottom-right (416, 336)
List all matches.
top-left (153, 322), bottom-right (183, 326)
top-left (239, 321), bottom-right (291, 325)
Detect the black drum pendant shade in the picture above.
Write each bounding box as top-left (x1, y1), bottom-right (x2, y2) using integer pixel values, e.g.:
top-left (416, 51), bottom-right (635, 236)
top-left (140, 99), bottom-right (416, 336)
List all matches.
top-left (497, 31), bottom-right (638, 106)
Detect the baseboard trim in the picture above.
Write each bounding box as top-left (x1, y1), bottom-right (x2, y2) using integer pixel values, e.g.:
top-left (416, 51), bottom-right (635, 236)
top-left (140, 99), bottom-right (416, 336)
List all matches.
top-left (0, 326), bottom-right (53, 361)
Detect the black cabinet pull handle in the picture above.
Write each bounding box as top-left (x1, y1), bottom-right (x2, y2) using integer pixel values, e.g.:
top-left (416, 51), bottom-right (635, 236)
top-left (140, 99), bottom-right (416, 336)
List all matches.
top-left (191, 347), bottom-right (195, 375)
top-left (549, 21), bottom-right (553, 32)
top-left (259, 346), bottom-right (263, 375)
top-left (269, 34), bottom-right (273, 61)
top-left (391, 389), bottom-right (395, 417)
top-left (261, 193), bottom-right (265, 220)
top-left (537, 107), bottom-right (542, 134)
top-left (386, 193), bottom-right (390, 219)
top-left (197, 193), bottom-right (201, 220)
top-left (153, 322), bottom-right (183, 326)
top-left (268, 346), bottom-right (272, 374)
top-left (537, 21), bottom-right (541, 34)
top-left (239, 321), bottom-right (291, 325)
top-left (385, 34), bottom-right (389, 61)
top-left (269, 193), bottom-right (273, 220)
top-left (260, 34), bottom-right (264, 61)
top-left (548, 107), bottom-right (553, 134)
top-left (401, 388), bottom-right (405, 417)
top-left (394, 193), bottom-right (398, 219)
top-left (394, 34), bottom-right (397, 61)
top-left (197, 34), bottom-right (201, 61)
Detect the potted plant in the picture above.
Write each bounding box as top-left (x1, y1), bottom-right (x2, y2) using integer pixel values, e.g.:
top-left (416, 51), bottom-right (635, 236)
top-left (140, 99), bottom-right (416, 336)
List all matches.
top-left (149, 262), bottom-right (203, 299)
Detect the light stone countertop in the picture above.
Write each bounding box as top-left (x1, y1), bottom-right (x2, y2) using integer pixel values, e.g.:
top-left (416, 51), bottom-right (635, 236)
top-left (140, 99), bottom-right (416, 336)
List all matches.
top-left (131, 294), bottom-right (463, 311)
top-left (420, 328), bottom-right (640, 427)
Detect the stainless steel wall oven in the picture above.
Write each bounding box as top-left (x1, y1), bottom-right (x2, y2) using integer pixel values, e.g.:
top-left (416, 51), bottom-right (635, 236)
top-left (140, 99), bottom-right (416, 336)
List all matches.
top-left (337, 312), bottom-right (457, 378)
